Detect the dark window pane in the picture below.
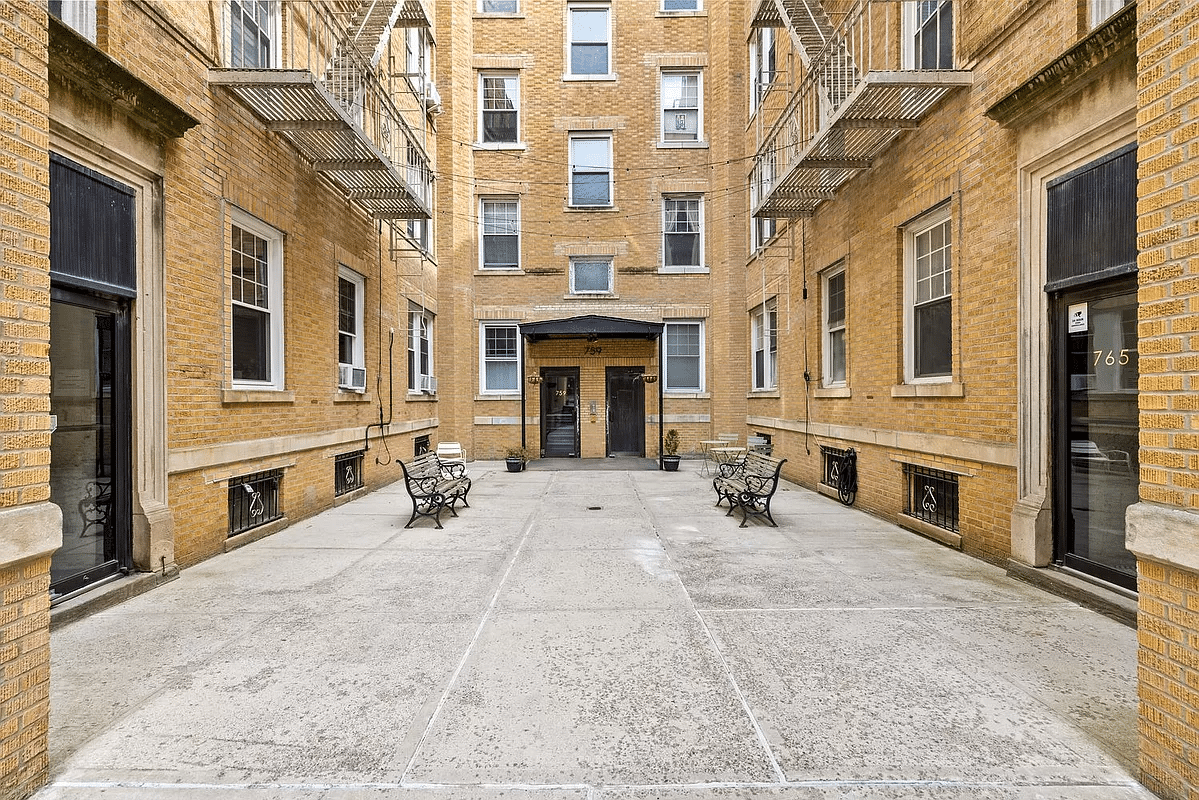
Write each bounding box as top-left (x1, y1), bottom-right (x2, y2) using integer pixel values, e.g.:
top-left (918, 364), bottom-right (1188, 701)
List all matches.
top-left (484, 235), bottom-right (519, 268)
top-left (915, 297), bottom-right (951, 377)
top-left (665, 233), bottom-right (700, 267)
top-left (483, 111), bottom-right (518, 142)
top-left (572, 173), bottom-right (610, 205)
top-left (233, 304), bottom-right (270, 382)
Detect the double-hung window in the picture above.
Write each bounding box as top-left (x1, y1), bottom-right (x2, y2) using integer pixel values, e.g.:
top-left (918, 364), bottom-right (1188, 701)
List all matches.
top-left (408, 309), bottom-right (434, 393)
top-left (230, 211), bottom-right (284, 389)
top-left (50, 1), bottom-right (97, 42)
top-left (905, 0), bottom-right (953, 69)
top-left (229, 0), bottom-right (276, 68)
top-left (906, 206), bottom-right (953, 381)
top-left (752, 217), bottom-right (777, 252)
top-left (480, 73), bottom-right (519, 144)
top-left (823, 265), bottom-right (846, 386)
top-left (661, 72), bottom-right (701, 143)
top-left (1090, 0), bottom-right (1131, 27)
top-left (481, 199), bottom-right (520, 270)
top-left (337, 267), bottom-right (366, 392)
top-left (662, 0), bottom-right (699, 9)
top-left (663, 196), bottom-right (703, 271)
top-left (665, 321), bottom-right (703, 392)
top-left (570, 258), bottom-right (613, 295)
top-left (482, 323), bottom-right (521, 393)
top-left (751, 301), bottom-right (777, 390)
top-left (568, 4), bottom-right (611, 77)
top-left (569, 134), bottom-right (613, 207)
top-left (749, 27), bottom-right (775, 114)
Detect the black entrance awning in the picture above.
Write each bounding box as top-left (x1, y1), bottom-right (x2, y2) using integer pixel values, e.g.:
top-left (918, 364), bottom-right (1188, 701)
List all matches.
top-left (520, 315), bottom-right (664, 342)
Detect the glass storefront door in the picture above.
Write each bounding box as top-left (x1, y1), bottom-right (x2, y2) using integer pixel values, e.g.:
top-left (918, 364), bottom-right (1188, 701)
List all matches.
top-left (540, 369), bottom-right (579, 458)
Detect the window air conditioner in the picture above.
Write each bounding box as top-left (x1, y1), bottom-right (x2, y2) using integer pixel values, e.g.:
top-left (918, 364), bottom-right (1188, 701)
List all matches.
top-left (419, 375), bottom-right (437, 394)
top-left (423, 82), bottom-right (442, 114)
top-left (339, 365), bottom-right (366, 392)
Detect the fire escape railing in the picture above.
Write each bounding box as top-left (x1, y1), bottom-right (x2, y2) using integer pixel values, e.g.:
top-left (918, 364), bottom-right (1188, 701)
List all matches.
top-left (210, 0), bottom-right (434, 220)
top-left (750, 0), bottom-right (971, 218)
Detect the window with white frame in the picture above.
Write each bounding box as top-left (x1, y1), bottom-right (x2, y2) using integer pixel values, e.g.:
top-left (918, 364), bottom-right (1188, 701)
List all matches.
top-left (665, 321), bottom-right (703, 392)
top-left (751, 300), bottom-right (777, 390)
top-left (480, 0), bottom-right (517, 12)
top-left (662, 0), bottom-right (699, 9)
top-left (405, 217), bottom-right (432, 255)
top-left (481, 322), bottom-right (521, 393)
top-left (568, 4), bottom-right (611, 77)
top-left (230, 211), bottom-right (284, 389)
top-left (569, 134), bottom-right (613, 207)
top-left (408, 309), bottom-right (434, 393)
top-left (905, 206), bottom-right (953, 381)
top-left (570, 258), bottom-right (613, 295)
top-left (337, 267), bottom-right (366, 391)
top-left (480, 73), bottom-right (519, 144)
top-left (823, 264), bottom-right (846, 386)
top-left (481, 199), bottom-right (520, 270)
top-left (749, 26), bottom-right (776, 114)
top-left (229, 0), bottom-right (276, 69)
top-left (49, 0), bottom-right (97, 41)
top-left (661, 72), bottom-right (701, 142)
top-left (752, 217), bottom-right (777, 252)
top-left (663, 196), bottom-right (703, 270)
top-left (904, 0), bottom-right (953, 70)
top-left (1090, 0), bottom-right (1130, 27)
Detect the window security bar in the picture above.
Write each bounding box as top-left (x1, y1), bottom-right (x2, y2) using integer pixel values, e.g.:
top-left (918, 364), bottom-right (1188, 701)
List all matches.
top-left (903, 463), bottom-right (959, 532)
top-left (335, 451), bottom-right (365, 497)
top-left (228, 469), bottom-right (283, 536)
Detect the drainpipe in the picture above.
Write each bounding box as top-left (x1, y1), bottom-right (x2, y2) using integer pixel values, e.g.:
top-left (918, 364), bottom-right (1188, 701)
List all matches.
top-left (658, 333), bottom-right (664, 469)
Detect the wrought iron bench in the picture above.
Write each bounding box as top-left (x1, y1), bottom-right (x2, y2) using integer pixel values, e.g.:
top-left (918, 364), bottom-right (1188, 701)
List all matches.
top-left (396, 452), bottom-right (471, 529)
top-left (713, 452), bottom-right (787, 528)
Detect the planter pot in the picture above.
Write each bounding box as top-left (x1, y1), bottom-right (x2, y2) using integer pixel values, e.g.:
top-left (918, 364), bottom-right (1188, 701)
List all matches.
top-left (505, 458), bottom-right (525, 473)
top-left (661, 455), bottom-right (681, 471)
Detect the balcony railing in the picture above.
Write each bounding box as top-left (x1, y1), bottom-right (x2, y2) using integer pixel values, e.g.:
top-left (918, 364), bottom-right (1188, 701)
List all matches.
top-left (210, 1), bottom-right (433, 219)
top-left (750, 0), bottom-right (971, 218)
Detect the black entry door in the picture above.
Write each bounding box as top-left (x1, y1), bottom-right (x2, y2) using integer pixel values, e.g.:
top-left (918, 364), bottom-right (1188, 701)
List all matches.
top-left (606, 367), bottom-right (645, 456)
top-left (1052, 279), bottom-right (1138, 590)
top-left (540, 368), bottom-right (579, 457)
top-left (49, 289), bottom-right (132, 599)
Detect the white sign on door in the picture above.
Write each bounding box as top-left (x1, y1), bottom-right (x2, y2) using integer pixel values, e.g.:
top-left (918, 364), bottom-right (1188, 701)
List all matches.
top-left (1068, 302), bottom-right (1088, 334)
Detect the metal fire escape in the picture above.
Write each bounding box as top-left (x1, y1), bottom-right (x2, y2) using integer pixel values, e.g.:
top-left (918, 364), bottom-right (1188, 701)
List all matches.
top-left (751, 0), bottom-right (972, 218)
top-left (210, 0), bottom-right (434, 220)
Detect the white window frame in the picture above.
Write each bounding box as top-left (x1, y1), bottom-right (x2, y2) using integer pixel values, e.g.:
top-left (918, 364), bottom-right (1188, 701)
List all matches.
top-left (662, 195), bottom-right (704, 272)
top-left (51, 0), bottom-right (97, 42)
top-left (337, 266), bottom-right (365, 391)
top-left (660, 71), bottom-right (703, 144)
top-left (228, 0), bottom-right (279, 69)
top-left (822, 264), bottom-right (847, 387)
top-left (1089, 0), bottom-right (1130, 28)
top-left (481, 322), bottom-right (522, 394)
top-left (902, 0), bottom-right (953, 70)
top-left (569, 257), bottom-right (614, 295)
top-left (751, 216), bottom-right (777, 253)
top-left (230, 209), bottom-right (285, 391)
top-left (569, 133), bottom-right (614, 207)
top-left (751, 300), bottom-right (777, 391)
top-left (664, 320), bottom-right (704, 393)
top-left (480, 0), bottom-right (518, 12)
top-left (749, 26), bottom-right (775, 115)
top-left (408, 309), bottom-right (434, 394)
top-left (566, 3), bottom-right (612, 79)
top-left (479, 72), bottom-right (520, 146)
top-left (480, 197), bottom-right (521, 270)
top-left (904, 204), bottom-right (954, 383)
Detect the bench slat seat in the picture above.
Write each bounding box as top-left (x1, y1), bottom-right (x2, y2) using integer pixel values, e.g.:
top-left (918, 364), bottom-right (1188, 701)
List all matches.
top-left (712, 452), bottom-right (787, 527)
top-left (397, 452), bottom-right (471, 529)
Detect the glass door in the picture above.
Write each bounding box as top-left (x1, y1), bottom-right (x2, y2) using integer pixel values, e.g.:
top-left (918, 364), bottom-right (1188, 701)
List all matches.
top-left (49, 290), bottom-right (131, 599)
top-left (1053, 279), bottom-right (1138, 590)
top-left (540, 369), bottom-right (579, 458)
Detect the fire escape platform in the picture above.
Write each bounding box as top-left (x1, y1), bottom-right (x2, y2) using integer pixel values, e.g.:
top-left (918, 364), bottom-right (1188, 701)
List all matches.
top-left (210, 69), bottom-right (430, 219)
top-left (757, 70), bottom-right (972, 217)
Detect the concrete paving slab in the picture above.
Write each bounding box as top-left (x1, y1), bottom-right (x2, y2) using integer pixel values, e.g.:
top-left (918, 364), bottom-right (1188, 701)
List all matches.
top-left (496, 547), bottom-right (687, 611)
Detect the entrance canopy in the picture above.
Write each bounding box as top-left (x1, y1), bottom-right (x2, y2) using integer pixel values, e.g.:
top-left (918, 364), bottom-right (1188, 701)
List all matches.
top-left (520, 315), bottom-right (664, 342)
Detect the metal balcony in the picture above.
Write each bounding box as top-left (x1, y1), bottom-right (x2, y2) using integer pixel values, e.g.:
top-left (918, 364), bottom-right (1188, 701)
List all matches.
top-left (209, 1), bottom-right (432, 220)
top-left (750, 0), bottom-right (971, 218)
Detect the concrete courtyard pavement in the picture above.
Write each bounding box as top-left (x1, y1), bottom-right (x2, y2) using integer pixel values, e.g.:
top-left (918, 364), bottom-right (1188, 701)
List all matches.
top-left (37, 460), bottom-right (1151, 799)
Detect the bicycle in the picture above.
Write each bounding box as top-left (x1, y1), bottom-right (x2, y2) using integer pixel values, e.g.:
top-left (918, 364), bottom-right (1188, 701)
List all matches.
top-left (830, 447), bottom-right (857, 506)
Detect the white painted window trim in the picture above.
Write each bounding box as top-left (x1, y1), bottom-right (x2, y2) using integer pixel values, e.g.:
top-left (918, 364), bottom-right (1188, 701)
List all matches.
top-left (568, 133), bottom-right (614, 207)
top-left (229, 208), bottom-right (285, 391)
top-left (566, 2), bottom-right (613, 79)
top-left (569, 257), bottom-right (614, 295)
top-left (227, 0), bottom-right (280, 69)
top-left (660, 70), bottom-right (703, 144)
top-left (661, 194), bottom-right (705, 272)
top-left (751, 299), bottom-right (777, 390)
top-left (480, 197), bottom-right (521, 271)
top-left (903, 203), bottom-right (954, 384)
top-left (337, 266), bottom-right (365, 382)
top-left (822, 263), bottom-right (847, 387)
top-left (664, 319), bottom-right (705, 392)
top-left (479, 72), bottom-right (521, 145)
top-left (408, 309), bottom-right (434, 393)
top-left (480, 321), bottom-right (522, 394)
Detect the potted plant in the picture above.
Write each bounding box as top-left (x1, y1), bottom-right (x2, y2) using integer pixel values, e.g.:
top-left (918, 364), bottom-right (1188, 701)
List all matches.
top-left (505, 446), bottom-right (529, 472)
top-left (661, 429), bottom-right (681, 471)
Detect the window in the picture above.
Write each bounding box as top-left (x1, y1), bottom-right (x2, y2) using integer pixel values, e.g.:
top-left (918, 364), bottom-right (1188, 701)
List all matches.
top-left (752, 301), bottom-right (777, 390)
top-left (481, 199), bottom-right (520, 269)
top-left (752, 217), bottom-right (777, 252)
top-left (905, 0), bottom-right (953, 70)
top-left (408, 309), bottom-right (434, 393)
top-left (405, 218), bottom-right (431, 254)
top-left (568, 4), bottom-right (611, 77)
top-left (49, 0), bottom-right (96, 41)
top-left (482, 323), bottom-right (521, 393)
top-left (481, 0), bottom-right (517, 11)
top-left (1090, 0), bottom-right (1131, 27)
top-left (570, 258), bottom-right (613, 294)
top-left (823, 265), bottom-right (846, 386)
top-left (334, 451), bottom-right (365, 496)
top-left (753, 148), bottom-right (776, 211)
top-left (480, 74), bottom-right (519, 144)
top-left (661, 72), bottom-right (701, 142)
top-left (228, 470), bottom-right (282, 536)
top-left (904, 463), bottom-right (960, 532)
top-left (905, 207), bottom-right (953, 380)
top-left (665, 321), bottom-right (703, 392)
top-left (230, 211), bottom-right (284, 389)
top-left (663, 0), bottom-right (699, 9)
top-left (663, 196), bottom-right (703, 270)
top-left (569, 134), bottom-right (613, 207)
top-left (229, 0), bottom-right (276, 69)
top-left (749, 27), bottom-right (776, 113)
top-left (337, 267), bottom-right (366, 391)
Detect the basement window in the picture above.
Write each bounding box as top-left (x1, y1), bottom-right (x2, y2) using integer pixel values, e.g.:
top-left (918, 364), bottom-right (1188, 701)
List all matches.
top-left (228, 469), bottom-right (283, 536)
top-left (903, 463), bottom-right (959, 532)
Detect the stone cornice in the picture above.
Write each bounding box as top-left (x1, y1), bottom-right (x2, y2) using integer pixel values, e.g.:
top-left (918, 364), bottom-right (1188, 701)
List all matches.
top-left (985, 5), bottom-right (1136, 128)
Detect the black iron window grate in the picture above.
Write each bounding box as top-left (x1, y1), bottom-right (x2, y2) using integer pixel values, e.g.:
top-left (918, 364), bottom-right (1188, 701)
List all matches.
top-left (414, 435), bottom-right (430, 457)
top-left (335, 451), bottom-right (365, 497)
top-left (903, 463), bottom-right (959, 532)
top-left (228, 469), bottom-right (282, 536)
top-left (821, 445), bottom-right (850, 488)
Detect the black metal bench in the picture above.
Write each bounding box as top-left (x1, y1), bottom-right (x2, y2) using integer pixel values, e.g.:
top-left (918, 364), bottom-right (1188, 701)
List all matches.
top-left (396, 452), bottom-right (471, 529)
top-left (713, 452), bottom-right (787, 527)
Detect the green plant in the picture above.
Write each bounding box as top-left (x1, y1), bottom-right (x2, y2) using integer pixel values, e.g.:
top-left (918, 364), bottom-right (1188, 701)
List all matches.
top-left (506, 446), bottom-right (530, 461)
top-left (663, 429), bottom-right (681, 456)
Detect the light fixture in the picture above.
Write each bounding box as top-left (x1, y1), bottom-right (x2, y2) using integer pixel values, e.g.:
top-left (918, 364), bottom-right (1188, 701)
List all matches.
top-left (641, 374), bottom-right (658, 384)
top-left (527, 375), bottom-right (543, 385)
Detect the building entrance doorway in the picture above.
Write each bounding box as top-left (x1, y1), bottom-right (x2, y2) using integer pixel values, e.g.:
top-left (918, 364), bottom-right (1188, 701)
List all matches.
top-left (49, 289), bottom-right (132, 599)
top-left (606, 367), bottom-right (645, 456)
top-left (1052, 279), bottom-right (1138, 590)
top-left (540, 368), bottom-right (579, 457)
